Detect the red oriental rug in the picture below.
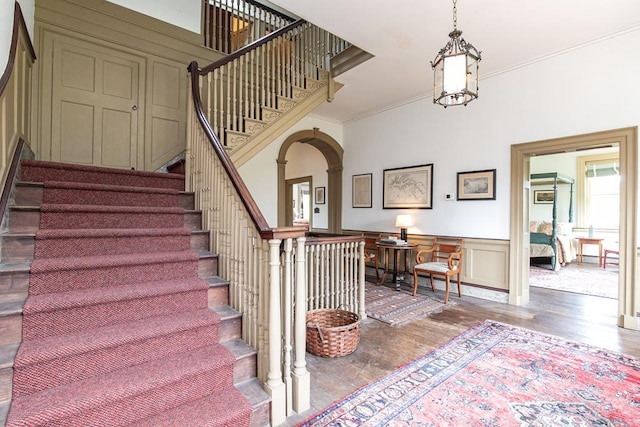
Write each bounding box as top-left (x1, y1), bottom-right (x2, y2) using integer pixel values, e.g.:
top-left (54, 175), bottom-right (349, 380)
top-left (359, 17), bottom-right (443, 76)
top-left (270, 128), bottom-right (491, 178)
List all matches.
top-left (298, 320), bottom-right (640, 426)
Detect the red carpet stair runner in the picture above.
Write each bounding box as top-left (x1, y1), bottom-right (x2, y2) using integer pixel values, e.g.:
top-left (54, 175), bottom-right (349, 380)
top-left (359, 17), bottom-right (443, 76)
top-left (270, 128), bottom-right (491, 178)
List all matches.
top-left (5, 160), bottom-right (257, 426)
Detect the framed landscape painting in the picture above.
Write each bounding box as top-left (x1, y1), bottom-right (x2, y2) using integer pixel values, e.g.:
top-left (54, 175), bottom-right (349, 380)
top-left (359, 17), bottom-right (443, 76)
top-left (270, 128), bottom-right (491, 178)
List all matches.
top-left (383, 164), bottom-right (433, 209)
top-left (533, 190), bottom-right (554, 204)
top-left (457, 169), bottom-right (496, 200)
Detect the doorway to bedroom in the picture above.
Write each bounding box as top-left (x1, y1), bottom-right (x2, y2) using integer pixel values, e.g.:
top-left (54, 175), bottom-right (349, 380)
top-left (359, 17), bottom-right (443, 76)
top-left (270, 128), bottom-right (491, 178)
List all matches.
top-left (510, 126), bottom-right (637, 329)
top-left (528, 147), bottom-right (620, 300)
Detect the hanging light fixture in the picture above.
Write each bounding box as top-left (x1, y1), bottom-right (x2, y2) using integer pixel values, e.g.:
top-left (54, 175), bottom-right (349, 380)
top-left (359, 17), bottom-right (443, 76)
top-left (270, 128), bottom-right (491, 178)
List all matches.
top-left (431, 0), bottom-right (481, 107)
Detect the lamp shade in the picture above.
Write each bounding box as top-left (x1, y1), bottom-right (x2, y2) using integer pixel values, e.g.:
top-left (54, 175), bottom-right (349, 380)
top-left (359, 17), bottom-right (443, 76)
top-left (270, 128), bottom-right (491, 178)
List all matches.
top-left (395, 215), bottom-right (413, 228)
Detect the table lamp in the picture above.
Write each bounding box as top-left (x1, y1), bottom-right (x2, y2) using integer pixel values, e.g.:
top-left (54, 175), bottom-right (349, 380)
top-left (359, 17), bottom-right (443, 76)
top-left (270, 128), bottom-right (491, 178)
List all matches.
top-left (395, 215), bottom-right (412, 242)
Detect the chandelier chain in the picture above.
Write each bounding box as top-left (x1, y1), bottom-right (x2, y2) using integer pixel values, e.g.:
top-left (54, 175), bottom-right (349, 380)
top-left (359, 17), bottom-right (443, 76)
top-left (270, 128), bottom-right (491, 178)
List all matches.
top-left (452, 0), bottom-right (458, 30)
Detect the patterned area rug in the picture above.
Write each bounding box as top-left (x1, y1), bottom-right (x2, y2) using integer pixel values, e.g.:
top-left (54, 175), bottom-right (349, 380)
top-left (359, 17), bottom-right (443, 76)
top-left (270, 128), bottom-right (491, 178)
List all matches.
top-left (530, 262), bottom-right (618, 299)
top-left (298, 320), bottom-right (640, 426)
top-left (365, 282), bottom-right (450, 327)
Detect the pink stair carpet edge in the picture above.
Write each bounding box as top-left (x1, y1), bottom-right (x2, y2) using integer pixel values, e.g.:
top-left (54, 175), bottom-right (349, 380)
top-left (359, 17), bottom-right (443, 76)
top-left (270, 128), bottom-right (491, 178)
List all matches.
top-left (13, 310), bottom-right (221, 397)
top-left (21, 159), bottom-right (185, 191)
top-left (8, 345), bottom-right (237, 427)
top-left (133, 388), bottom-right (253, 427)
top-left (43, 186), bottom-right (179, 208)
top-left (34, 229), bottom-right (192, 258)
top-left (21, 285), bottom-right (209, 341)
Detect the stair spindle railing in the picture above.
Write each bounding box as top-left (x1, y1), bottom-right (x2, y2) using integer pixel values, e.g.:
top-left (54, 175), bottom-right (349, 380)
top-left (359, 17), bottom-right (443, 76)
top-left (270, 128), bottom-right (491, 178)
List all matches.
top-left (204, 0), bottom-right (296, 54)
top-left (187, 84), bottom-right (307, 425)
top-left (195, 19), bottom-right (351, 152)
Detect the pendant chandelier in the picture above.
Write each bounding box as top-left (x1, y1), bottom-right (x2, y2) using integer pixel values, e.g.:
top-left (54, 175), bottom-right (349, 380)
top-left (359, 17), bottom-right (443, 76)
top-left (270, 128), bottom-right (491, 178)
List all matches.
top-left (431, 0), bottom-right (481, 107)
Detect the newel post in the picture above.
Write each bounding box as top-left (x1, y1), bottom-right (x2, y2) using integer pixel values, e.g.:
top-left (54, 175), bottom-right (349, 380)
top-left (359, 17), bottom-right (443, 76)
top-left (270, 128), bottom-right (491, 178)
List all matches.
top-left (293, 236), bottom-right (310, 412)
top-left (265, 238), bottom-right (286, 425)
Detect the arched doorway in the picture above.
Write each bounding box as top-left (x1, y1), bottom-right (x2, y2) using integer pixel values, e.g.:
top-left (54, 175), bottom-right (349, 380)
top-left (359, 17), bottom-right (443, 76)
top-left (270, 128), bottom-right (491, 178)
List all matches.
top-left (277, 128), bottom-right (343, 233)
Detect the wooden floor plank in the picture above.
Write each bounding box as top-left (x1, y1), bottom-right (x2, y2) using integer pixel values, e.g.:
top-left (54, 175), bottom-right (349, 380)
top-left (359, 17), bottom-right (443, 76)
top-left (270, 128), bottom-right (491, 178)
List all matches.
top-left (283, 285), bottom-right (640, 426)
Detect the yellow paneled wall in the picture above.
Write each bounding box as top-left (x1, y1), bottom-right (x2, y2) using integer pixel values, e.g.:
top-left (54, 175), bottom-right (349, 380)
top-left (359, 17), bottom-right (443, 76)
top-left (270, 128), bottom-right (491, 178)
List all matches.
top-left (0, 3), bottom-right (36, 185)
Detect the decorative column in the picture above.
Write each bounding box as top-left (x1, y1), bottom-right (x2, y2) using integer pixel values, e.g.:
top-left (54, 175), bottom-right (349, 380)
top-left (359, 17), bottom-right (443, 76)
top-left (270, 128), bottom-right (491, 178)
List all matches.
top-left (327, 164), bottom-right (343, 233)
top-left (277, 159), bottom-right (287, 227)
top-left (265, 238), bottom-right (286, 425)
top-left (283, 239), bottom-right (293, 414)
top-left (293, 236), bottom-right (310, 412)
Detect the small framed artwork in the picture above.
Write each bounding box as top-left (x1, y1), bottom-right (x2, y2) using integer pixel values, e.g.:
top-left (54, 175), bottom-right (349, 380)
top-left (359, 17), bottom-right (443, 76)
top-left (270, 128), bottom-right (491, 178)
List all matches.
top-left (533, 190), bottom-right (554, 204)
top-left (315, 186), bottom-right (326, 204)
top-left (383, 163), bottom-right (433, 209)
top-left (352, 173), bottom-right (372, 208)
top-left (457, 169), bottom-right (496, 201)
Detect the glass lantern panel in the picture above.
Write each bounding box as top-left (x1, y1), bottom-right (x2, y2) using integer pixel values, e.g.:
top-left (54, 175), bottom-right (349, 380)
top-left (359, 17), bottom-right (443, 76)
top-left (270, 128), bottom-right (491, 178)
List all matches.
top-left (467, 57), bottom-right (479, 95)
top-left (433, 59), bottom-right (444, 96)
top-left (443, 54), bottom-right (466, 94)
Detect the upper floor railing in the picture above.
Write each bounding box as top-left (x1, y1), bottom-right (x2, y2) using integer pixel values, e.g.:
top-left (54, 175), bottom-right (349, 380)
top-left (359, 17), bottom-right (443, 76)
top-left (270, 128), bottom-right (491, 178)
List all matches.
top-left (203, 0), bottom-right (296, 54)
top-left (193, 19), bottom-right (350, 151)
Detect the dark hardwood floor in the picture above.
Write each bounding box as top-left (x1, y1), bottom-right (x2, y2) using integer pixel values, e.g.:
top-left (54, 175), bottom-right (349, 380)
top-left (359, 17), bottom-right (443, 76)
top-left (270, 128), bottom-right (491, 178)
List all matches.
top-left (282, 282), bottom-right (640, 426)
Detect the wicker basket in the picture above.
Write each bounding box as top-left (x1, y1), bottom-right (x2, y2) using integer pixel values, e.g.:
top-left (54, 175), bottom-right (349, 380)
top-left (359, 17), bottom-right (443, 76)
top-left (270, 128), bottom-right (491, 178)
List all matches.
top-left (306, 309), bottom-right (360, 357)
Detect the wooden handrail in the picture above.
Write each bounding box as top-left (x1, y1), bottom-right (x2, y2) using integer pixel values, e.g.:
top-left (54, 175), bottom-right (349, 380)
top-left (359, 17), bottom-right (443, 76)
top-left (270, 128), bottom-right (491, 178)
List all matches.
top-left (199, 19), bottom-right (305, 75)
top-left (0, 2), bottom-right (36, 95)
top-left (0, 138), bottom-right (25, 227)
top-left (305, 235), bottom-right (362, 245)
top-left (243, 0), bottom-right (297, 21)
top-left (188, 60), bottom-right (305, 240)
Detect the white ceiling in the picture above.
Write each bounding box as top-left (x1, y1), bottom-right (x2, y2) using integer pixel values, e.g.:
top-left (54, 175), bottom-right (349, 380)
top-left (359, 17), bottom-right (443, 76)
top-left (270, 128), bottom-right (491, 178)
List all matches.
top-left (269, 0), bottom-right (640, 122)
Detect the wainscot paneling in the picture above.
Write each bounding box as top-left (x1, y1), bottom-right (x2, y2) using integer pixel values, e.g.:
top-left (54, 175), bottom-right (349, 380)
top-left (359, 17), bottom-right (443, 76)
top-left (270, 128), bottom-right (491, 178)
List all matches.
top-left (348, 231), bottom-right (510, 303)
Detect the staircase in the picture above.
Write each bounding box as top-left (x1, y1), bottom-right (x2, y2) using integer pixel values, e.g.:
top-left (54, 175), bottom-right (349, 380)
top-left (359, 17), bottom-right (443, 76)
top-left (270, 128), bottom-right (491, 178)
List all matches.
top-left (0, 159), bottom-right (269, 426)
top-left (190, 18), bottom-right (366, 168)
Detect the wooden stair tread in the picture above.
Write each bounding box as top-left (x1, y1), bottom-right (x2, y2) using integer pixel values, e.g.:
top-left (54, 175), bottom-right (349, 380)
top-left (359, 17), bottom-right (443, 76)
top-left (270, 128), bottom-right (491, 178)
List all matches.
top-left (205, 275), bottom-right (229, 288)
top-left (0, 263), bottom-right (30, 273)
top-left (237, 378), bottom-right (271, 408)
top-left (223, 338), bottom-right (257, 362)
top-left (0, 297), bottom-right (26, 317)
top-left (0, 343), bottom-right (19, 369)
top-left (212, 304), bottom-right (241, 321)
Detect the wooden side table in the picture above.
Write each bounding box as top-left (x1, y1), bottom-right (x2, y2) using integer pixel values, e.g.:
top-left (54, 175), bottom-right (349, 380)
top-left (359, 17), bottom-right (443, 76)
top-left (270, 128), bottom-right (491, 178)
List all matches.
top-left (376, 242), bottom-right (418, 290)
top-left (576, 237), bottom-right (604, 267)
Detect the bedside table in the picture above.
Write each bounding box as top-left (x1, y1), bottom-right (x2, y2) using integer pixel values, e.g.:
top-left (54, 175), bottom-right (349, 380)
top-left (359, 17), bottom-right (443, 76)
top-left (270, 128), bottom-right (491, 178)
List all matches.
top-left (576, 237), bottom-right (604, 267)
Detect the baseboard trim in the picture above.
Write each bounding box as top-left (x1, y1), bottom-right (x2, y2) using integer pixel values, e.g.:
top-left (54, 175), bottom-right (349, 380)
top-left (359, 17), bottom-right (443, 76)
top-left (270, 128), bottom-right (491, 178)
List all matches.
top-left (432, 281), bottom-right (509, 304)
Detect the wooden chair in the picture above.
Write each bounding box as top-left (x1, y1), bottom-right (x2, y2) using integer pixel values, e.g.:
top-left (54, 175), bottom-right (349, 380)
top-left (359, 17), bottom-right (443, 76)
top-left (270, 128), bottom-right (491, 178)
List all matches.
top-left (363, 235), bottom-right (381, 281)
top-left (603, 249), bottom-right (619, 269)
top-left (412, 238), bottom-right (464, 304)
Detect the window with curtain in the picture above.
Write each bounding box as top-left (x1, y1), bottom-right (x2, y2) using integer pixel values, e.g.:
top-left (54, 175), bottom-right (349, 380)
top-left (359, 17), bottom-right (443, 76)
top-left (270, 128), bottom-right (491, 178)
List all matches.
top-left (581, 157), bottom-right (620, 229)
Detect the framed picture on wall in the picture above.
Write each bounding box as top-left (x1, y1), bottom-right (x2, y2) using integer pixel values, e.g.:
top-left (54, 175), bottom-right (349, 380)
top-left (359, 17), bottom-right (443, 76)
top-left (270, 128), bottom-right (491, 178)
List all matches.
top-left (383, 164), bottom-right (433, 209)
top-left (352, 173), bottom-right (372, 208)
top-left (457, 169), bottom-right (496, 200)
top-left (315, 187), bottom-right (326, 204)
top-left (533, 190), bottom-right (554, 204)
